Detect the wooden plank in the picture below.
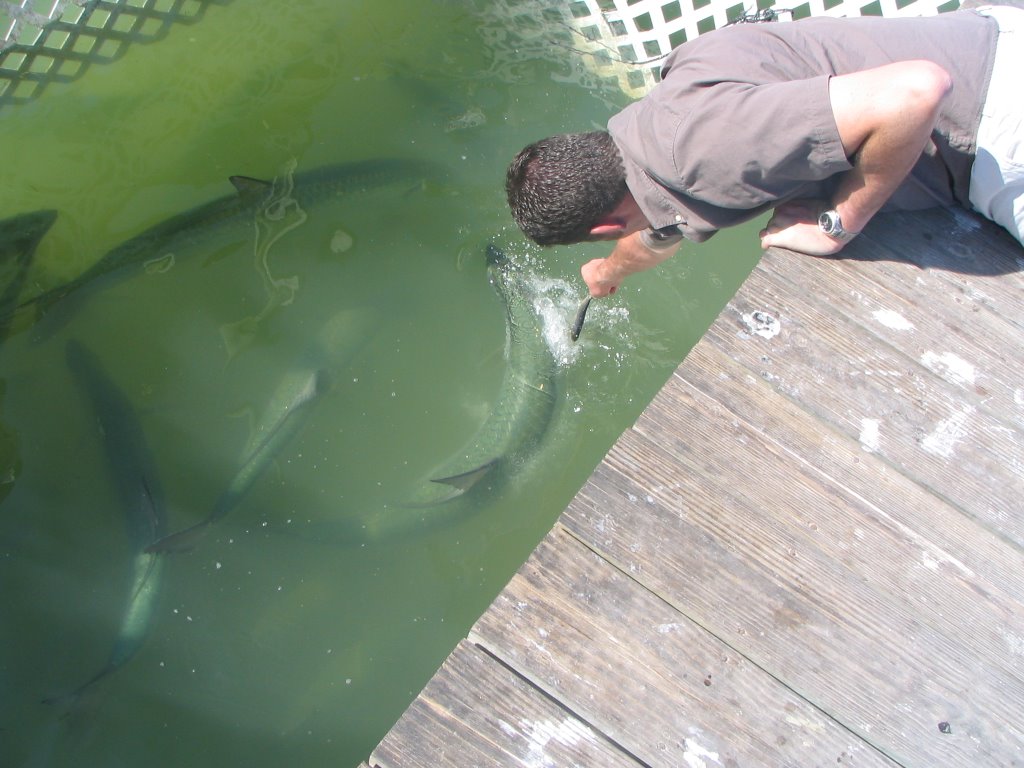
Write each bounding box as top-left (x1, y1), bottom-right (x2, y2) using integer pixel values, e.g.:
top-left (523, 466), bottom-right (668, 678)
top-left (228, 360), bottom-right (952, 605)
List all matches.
top-left (639, 361), bottom-right (1024, 686)
top-left (703, 257), bottom-right (1024, 545)
top-left (369, 640), bottom-right (639, 768)
top-left (471, 527), bottom-right (898, 768)
top-left (561, 382), bottom-right (1024, 766)
top-left (677, 340), bottom-right (1024, 606)
top-left (757, 243), bottom-right (1024, 432)
top-left (856, 207), bottom-right (1024, 333)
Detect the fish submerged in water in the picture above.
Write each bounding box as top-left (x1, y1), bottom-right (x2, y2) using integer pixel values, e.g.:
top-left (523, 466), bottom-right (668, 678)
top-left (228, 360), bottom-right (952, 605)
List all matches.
top-left (48, 340), bottom-right (167, 707)
top-left (210, 246), bottom-right (559, 548)
top-left (17, 157), bottom-right (442, 335)
top-left (405, 244), bottom-right (559, 506)
top-left (146, 308), bottom-right (377, 553)
top-left (290, 246), bottom-right (558, 547)
top-left (569, 295), bottom-right (592, 342)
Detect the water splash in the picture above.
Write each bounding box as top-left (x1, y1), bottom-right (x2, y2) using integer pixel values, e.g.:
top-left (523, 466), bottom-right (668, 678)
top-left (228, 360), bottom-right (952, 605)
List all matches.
top-left (528, 273), bottom-right (637, 371)
top-left (530, 277), bottom-right (586, 368)
top-left (496, 242), bottom-right (637, 372)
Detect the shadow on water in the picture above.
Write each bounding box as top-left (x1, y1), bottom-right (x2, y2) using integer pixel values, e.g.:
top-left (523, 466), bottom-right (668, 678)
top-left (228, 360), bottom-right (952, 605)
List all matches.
top-left (0, 209), bottom-right (58, 506)
top-left (0, 0), bottom-right (234, 107)
top-left (0, 209), bottom-right (57, 338)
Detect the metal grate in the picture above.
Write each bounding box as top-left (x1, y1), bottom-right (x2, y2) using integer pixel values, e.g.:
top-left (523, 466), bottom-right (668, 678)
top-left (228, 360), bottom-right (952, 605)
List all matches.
top-left (479, 0), bottom-right (962, 98)
top-left (0, 0), bottom-right (229, 105)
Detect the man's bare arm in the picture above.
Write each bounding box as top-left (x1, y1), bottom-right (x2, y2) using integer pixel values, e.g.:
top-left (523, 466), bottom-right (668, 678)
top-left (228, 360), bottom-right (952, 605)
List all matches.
top-left (581, 230), bottom-right (682, 297)
top-left (760, 59), bottom-right (953, 255)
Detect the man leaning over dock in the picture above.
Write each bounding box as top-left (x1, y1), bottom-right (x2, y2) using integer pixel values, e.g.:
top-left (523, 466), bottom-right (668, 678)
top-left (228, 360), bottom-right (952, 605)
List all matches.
top-left (505, 4), bottom-right (1024, 298)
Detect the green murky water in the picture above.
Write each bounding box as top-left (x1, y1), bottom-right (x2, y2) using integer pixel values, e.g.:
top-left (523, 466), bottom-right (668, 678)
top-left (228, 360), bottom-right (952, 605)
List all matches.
top-left (0, 1), bottom-right (761, 765)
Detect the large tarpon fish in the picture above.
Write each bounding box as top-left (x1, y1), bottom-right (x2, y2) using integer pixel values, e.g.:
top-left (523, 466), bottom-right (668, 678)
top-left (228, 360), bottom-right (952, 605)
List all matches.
top-left (17, 157), bottom-right (441, 333)
top-left (146, 308), bottom-right (377, 553)
top-left (50, 340), bottom-right (167, 706)
top-left (405, 244), bottom-right (558, 506)
top-left (283, 245), bottom-right (559, 547)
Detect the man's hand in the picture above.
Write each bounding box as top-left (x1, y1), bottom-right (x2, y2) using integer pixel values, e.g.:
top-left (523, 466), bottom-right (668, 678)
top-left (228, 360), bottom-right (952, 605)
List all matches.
top-left (581, 229), bottom-right (681, 297)
top-left (581, 258), bottom-right (621, 297)
top-left (760, 199), bottom-right (846, 256)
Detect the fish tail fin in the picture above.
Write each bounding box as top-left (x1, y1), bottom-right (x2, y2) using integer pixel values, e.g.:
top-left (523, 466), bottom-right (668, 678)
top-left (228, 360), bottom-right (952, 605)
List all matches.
top-left (42, 663), bottom-right (110, 716)
top-left (146, 488), bottom-right (238, 553)
top-left (143, 520), bottom-right (210, 554)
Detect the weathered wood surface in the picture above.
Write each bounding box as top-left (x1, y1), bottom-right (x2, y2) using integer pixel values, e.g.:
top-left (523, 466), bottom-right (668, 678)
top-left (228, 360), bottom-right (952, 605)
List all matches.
top-left (471, 531), bottom-right (899, 767)
top-left (370, 207), bottom-right (1024, 768)
top-left (564, 384), bottom-right (1024, 766)
top-left (370, 639), bottom-right (639, 768)
top-left (709, 255), bottom-right (1024, 545)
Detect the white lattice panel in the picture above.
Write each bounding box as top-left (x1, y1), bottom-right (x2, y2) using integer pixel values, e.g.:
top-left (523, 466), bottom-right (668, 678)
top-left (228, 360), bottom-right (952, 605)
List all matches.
top-left (482, 0), bottom-right (961, 98)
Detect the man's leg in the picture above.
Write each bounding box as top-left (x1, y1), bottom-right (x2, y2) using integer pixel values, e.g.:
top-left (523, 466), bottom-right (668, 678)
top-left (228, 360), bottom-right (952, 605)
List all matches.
top-left (969, 5), bottom-right (1024, 246)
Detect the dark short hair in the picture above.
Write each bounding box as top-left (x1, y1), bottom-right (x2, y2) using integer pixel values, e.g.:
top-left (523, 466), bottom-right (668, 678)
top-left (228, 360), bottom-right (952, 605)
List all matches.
top-left (505, 131), bottom-right (627, 246)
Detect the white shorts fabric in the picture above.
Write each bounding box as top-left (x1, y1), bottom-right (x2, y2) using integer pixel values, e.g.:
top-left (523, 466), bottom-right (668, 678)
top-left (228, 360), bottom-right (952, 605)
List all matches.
top-left (969, 6), bottom-right (1024, 245)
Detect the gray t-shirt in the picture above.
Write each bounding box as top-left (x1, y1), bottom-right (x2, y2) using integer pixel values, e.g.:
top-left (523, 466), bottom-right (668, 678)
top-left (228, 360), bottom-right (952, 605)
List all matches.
top-left (608, 10), bottom-right (998, 242)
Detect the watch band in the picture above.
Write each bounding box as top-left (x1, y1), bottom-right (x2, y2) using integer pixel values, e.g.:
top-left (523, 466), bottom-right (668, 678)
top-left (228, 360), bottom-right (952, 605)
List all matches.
top-left (818, 210), bottom-right (859, 242)
top-left (639, 226), bottom-right (684, 251)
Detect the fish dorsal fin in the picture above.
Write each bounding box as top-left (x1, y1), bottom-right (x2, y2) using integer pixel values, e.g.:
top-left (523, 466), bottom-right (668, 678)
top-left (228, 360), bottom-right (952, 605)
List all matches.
top-left (431, 458), bottom-right (499, 493)
top-left (400, 460), bottom-right (497, 507)
top-left (229, 175), bottom-right (273, 203)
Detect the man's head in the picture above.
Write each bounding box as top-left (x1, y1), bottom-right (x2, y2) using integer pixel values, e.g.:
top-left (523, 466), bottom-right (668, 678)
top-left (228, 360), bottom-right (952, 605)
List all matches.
top-left (505, 131), bottom-right (628, 246)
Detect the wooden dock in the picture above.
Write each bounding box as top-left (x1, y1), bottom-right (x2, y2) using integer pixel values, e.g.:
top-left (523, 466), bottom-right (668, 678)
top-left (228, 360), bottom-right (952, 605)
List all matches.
top-left (367, 206), bottom-right (1024, 768)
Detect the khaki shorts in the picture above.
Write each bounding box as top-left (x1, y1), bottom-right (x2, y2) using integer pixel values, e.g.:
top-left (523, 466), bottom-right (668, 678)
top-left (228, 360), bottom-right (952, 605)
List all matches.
top-left (969, 6), bottom-right (1024, 246)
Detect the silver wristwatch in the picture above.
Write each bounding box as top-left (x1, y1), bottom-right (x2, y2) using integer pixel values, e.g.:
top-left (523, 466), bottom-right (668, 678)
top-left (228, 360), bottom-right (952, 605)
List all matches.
top-left (818, 209), bottom-right (859, 242)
